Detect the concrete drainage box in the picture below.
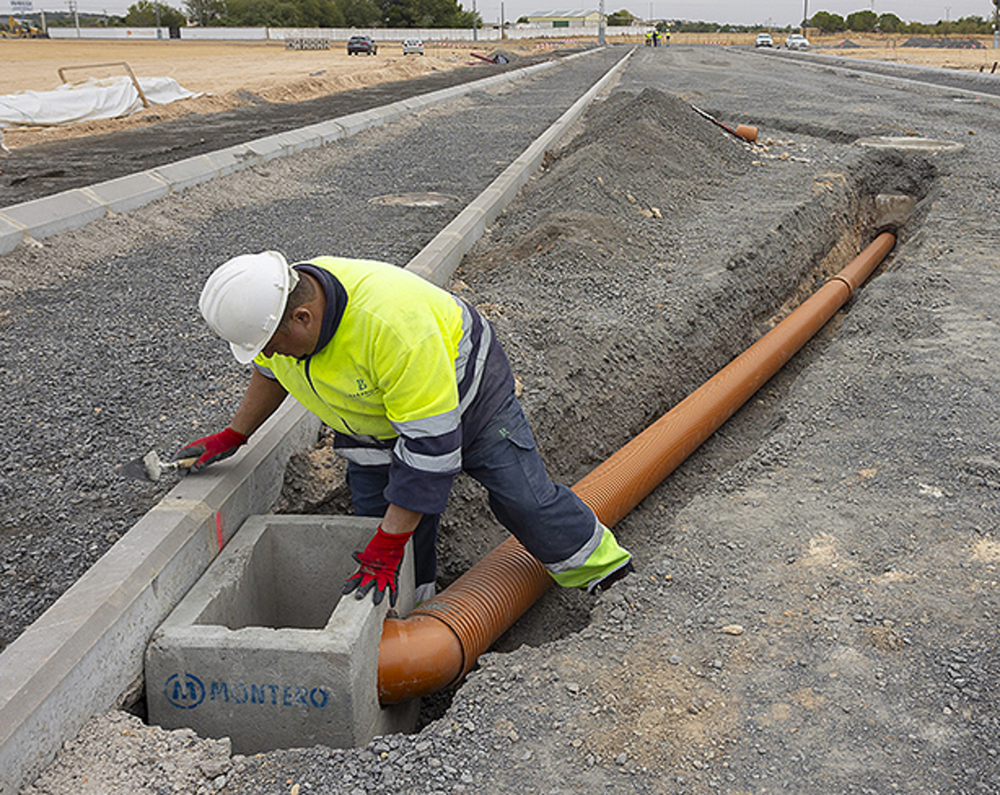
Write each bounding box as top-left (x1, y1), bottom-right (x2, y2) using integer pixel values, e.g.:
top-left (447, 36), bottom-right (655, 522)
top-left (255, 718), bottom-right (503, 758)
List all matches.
top-left (146, 514), bottom-right (419, 754)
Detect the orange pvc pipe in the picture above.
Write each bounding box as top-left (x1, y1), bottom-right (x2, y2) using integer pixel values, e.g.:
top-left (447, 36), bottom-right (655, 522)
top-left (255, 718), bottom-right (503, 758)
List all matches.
top-left (378, 232), bottom-right (896, 704)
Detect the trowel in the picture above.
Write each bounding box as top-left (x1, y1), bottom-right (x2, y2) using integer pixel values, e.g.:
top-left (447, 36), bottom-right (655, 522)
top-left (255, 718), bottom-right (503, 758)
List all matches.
top-left (121, 450), bottom-right (198, 482)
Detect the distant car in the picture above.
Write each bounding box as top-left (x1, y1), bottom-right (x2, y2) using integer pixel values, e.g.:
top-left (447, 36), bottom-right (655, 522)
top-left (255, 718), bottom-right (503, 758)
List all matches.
top-left (784, 34), bottom-right (810, 50)
top-left (347, 35), bottom-right (377, 55)
top-left (402, 38), bottom-right (424, 55)
top-left (754, 33), bottom-right (773, 48)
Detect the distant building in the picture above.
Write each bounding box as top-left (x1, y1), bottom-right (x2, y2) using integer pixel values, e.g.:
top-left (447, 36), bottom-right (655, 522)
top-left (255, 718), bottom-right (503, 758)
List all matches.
top-left (523, 10), bottom-right (603, 28)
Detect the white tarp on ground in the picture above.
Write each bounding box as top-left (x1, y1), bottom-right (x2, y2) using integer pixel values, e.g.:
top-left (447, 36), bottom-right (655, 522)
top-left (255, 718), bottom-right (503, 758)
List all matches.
top-left (0, 76), bottom-right (202, 129)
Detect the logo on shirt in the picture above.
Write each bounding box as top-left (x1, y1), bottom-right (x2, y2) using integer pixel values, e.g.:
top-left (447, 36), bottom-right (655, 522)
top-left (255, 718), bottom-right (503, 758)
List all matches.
top-left (349, 377), bottom-right (379, 400)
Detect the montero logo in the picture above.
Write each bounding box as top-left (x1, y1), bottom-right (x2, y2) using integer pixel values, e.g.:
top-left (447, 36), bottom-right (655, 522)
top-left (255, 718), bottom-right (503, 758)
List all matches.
top-left (164, 673), bottom-right (205, 709)
top-left (164, 673), bottom-right (330, 710)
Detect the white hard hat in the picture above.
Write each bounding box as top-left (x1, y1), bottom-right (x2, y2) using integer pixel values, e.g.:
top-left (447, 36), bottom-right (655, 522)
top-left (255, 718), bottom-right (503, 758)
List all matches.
top-left (199, 251), bottom-right (300, 364)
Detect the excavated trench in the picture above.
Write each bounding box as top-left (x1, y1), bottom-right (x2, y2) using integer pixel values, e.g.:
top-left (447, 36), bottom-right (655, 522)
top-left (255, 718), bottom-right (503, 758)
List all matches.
top-left (262, 86), bottom-right (937, 731)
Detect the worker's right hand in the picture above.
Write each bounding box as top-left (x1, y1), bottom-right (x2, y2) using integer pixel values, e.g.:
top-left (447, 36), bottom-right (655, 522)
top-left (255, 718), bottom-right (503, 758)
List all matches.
top-left (173, 428), bottom-right (248, 472)
top-left (342, 526), bottom-right (413, 608)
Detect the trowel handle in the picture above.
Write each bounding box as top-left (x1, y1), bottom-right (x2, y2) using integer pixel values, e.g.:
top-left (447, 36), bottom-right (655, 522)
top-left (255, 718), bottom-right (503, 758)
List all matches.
top-left (172, 456), bottom-right (200, 471)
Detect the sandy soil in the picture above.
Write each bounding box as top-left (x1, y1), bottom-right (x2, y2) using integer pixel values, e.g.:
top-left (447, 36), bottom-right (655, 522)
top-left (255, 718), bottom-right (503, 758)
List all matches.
top-left (814, 42), bottom-right (1000, 72)
top-left (0, 38), bottom-right (507, 148)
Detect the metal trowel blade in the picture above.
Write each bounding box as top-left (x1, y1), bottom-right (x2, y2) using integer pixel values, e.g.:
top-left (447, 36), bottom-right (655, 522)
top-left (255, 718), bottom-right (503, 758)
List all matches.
top-left (121, 451), bottom-right (195, 482)
top-left (121, 456), bottom-right (153, 481)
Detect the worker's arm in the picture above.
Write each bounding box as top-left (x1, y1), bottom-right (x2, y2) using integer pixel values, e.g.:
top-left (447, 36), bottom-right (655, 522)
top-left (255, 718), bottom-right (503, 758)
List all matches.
top-left (229, 367), bottom-right (288, 437)
top-left (173, 368), bottom-right (288, 471)
top-left (380, 503), bottom-right (422, 536)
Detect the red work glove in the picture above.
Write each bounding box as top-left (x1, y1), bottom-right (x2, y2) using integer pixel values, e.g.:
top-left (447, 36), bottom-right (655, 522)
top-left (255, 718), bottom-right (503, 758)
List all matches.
top-left (173, 427), bottom-right (247, 472)
top-left (342, 525), bottom-right (413, 608)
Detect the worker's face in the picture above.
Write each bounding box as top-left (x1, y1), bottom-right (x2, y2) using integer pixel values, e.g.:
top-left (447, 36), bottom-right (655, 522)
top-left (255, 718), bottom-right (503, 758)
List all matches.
top-left (262, 307), bottom-right (316, 359)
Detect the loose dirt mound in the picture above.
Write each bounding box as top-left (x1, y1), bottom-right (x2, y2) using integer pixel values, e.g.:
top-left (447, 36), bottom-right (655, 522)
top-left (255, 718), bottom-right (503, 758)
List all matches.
top-left (555, 87), bottom-right (750, 186)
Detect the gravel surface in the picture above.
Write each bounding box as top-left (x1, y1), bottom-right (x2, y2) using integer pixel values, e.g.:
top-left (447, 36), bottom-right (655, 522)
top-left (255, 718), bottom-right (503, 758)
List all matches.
top-left (9, 44), bottom-right (1000, 794)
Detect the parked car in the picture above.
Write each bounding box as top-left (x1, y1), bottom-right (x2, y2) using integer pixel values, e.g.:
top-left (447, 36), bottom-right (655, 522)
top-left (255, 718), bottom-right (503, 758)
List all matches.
top-left (754, 33), bottom-right (773, 48)
top-left (347, 35), bottom-right (377, 55)
top-left (402, 38), bottom-right (424, 55)
top-left (784, 34), bottom-right (810, 50)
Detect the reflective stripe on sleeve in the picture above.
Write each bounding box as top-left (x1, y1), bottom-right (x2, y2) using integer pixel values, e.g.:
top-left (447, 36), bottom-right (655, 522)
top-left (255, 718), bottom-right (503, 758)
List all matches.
top-left (254, 362), bottom-right (278, 380)
top-left (460, 309), bottom-right (492, 416)
top-left (390, 408), bottom-right (460, 439)
top-left (393, 440), bottom-right (462, 474)
top-left (336, 447), bottom-right (394, 467)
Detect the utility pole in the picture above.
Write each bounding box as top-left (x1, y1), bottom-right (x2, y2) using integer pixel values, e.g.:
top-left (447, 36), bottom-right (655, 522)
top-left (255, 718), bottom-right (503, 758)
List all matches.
top-left (802, 0), bottom-right (808, 34)
top-left (473, 0), bottom-right (477, 41)
top-left (598, 0), bottom-right (605, 45)
top-left (67, 0), bottom-right (79, 37)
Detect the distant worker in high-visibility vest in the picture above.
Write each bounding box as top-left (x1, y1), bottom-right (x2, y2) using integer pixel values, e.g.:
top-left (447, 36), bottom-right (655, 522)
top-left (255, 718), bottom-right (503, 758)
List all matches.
top-left (178, 253), bottom-right (634, 608)
top-left (665, 29), bottom-right (671, 46)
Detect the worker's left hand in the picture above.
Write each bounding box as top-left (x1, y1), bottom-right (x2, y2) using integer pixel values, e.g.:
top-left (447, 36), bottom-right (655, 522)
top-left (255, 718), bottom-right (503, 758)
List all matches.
top-left (342, 526), bottom-right (413, 607)
top-left (173, 428), bottom-right (248, 472)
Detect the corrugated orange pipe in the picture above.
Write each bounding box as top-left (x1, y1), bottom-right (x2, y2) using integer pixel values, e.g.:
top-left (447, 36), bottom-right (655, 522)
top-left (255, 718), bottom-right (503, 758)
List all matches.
top-left (378, 231), bottom-right (897, 704)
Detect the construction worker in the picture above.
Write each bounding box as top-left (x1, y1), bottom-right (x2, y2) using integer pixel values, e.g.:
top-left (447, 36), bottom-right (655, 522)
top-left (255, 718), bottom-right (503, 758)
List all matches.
top-left (645, 30), bottom-right (652, 46)
top-left (177, 252), bottom-right (633, 607)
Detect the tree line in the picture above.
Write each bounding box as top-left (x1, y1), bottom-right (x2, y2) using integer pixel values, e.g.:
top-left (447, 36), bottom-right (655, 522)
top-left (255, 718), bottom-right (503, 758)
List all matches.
top-left (810, 9), bottom-right (996, 35)
top-left (114, 0), bottom-right (477, 28)
top-left (599, 6), bottom-right (998, 35)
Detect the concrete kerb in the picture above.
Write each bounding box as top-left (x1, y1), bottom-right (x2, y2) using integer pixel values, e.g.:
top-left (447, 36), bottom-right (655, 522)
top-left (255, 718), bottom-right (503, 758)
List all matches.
top-left (404, 231), bottom-right (467, 285)
top-left (81, 173), bottom-right (170, 215)
top-left (204, 144), bottom-right (261, 176)
top-left (299, 120), bottom-right (347, 145)
top-left (276, 127), bottom-right (325, 154)
top-left (0, 189), bottom-right (106, 243)
top-left (0, 215), bottom-right (25, 254)
top-left (151, 155), bottom-right (223, 193)
top-left (0, 45), bottom-right (618, 795)
top-left (0, 48), bottom-right (598, 256)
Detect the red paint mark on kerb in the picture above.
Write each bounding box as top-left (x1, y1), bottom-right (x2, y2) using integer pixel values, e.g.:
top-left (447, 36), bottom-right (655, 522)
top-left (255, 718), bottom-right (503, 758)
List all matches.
top-left (216, 512), bottom-right (224, 551)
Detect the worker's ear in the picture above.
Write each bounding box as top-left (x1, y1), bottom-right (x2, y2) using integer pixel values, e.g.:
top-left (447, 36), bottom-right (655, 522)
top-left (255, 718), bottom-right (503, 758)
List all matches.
top-left (289, 305), bottom-right (314, 329)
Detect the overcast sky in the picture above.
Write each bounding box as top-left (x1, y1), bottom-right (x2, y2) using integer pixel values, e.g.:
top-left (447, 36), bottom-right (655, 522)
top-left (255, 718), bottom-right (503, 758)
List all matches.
top-left (7, 0), bottom-right (995, 28)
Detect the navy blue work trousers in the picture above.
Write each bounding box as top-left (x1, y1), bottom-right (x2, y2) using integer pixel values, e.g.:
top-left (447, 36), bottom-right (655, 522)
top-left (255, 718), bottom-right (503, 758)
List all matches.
top-left (346, 393), bottom-right (597, 594)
